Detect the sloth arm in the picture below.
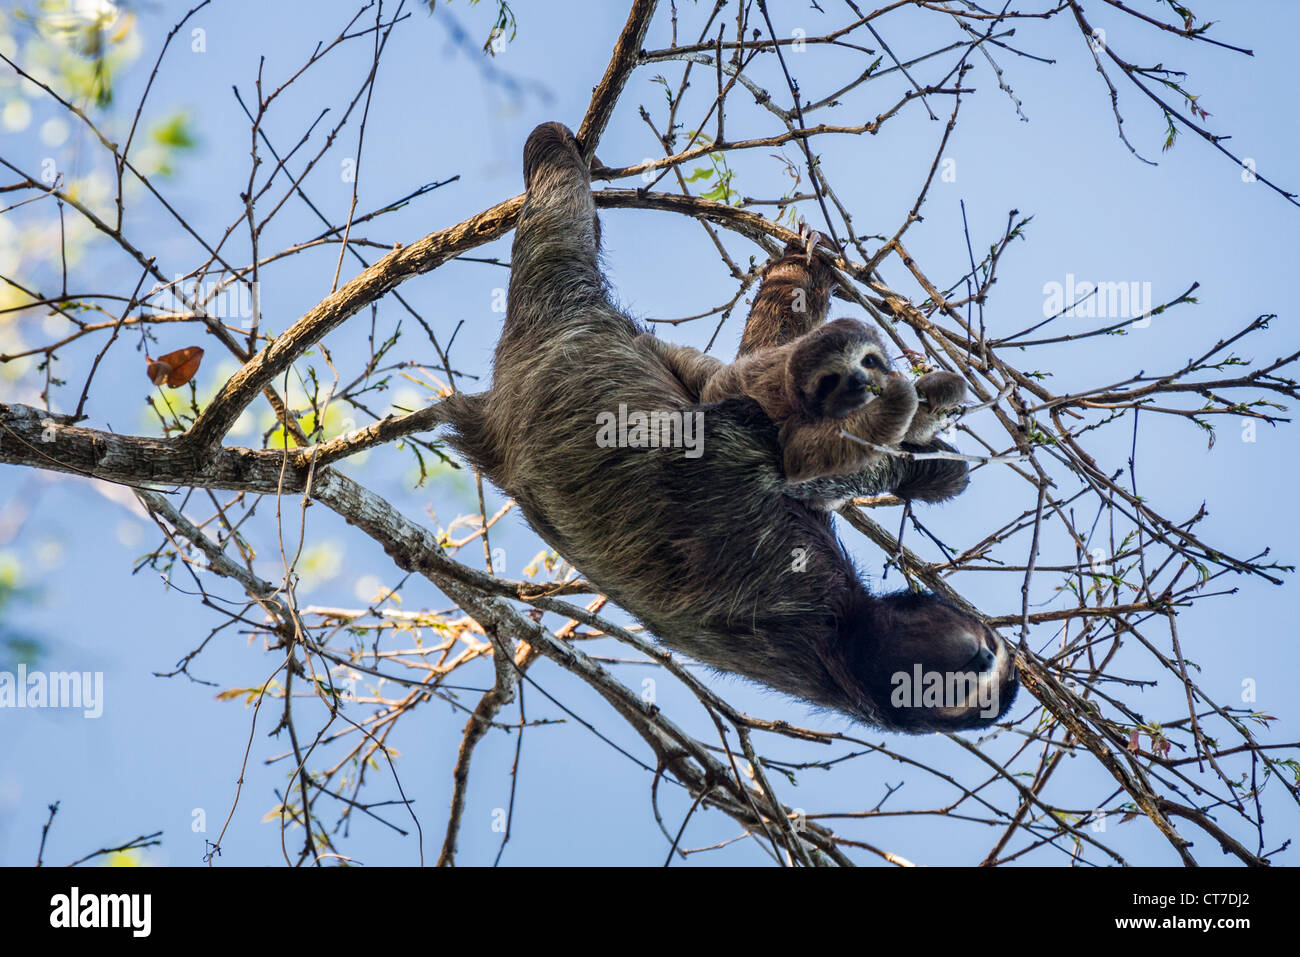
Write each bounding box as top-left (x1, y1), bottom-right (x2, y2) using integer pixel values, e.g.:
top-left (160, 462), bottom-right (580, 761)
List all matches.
top-left (779, 376), bottom-right (918, 483)
top-left (738, 244), bottom-right (837, 357)
top-left (780, 418), bottom-right (869, 483)
top-left (637, 334), bottom-right (727, 398)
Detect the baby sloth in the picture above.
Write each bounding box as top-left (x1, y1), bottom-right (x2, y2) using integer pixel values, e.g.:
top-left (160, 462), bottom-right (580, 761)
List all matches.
top-left (640, 319), bottom-right (967, 483)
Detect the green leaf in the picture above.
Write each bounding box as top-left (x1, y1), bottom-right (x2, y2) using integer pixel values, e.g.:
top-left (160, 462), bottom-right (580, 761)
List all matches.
top-left (151, 112), bottom-right (196, 150)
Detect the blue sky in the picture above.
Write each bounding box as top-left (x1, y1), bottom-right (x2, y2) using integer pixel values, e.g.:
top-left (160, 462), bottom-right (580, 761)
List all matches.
top-left (1, 0), bottom-right (1297, 866)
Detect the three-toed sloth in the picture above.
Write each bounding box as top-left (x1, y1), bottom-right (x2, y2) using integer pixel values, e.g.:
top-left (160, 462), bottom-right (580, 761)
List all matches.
top-left (441, 122), bottom-right (1018, 732)
top-left (638, 316), bottom-right (969, 483)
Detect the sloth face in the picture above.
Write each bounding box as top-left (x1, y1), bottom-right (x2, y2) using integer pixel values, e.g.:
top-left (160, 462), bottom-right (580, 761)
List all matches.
top-left (851, 591), bottom-right (1020, 732)
top-left (789, 318), bottom-right (892, 419)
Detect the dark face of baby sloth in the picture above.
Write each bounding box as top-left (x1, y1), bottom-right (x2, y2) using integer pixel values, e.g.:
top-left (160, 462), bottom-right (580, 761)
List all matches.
top-left (788, 318), bottom-right (893, 420)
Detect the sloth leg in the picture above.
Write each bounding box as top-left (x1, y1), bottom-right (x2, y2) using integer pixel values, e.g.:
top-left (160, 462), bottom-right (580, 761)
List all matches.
top-left (889, 438), bottom-right (971, 502)
top-left (890, 370), bottom-right (972, 501)
top-left (903, 370), bottom-right (968, 445)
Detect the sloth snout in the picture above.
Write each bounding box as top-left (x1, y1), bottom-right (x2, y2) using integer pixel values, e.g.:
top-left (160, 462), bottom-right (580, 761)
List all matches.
top-left (839, 373), bottom-right (869, 405)
top-left (968, 645), bottom-right (996, 673)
